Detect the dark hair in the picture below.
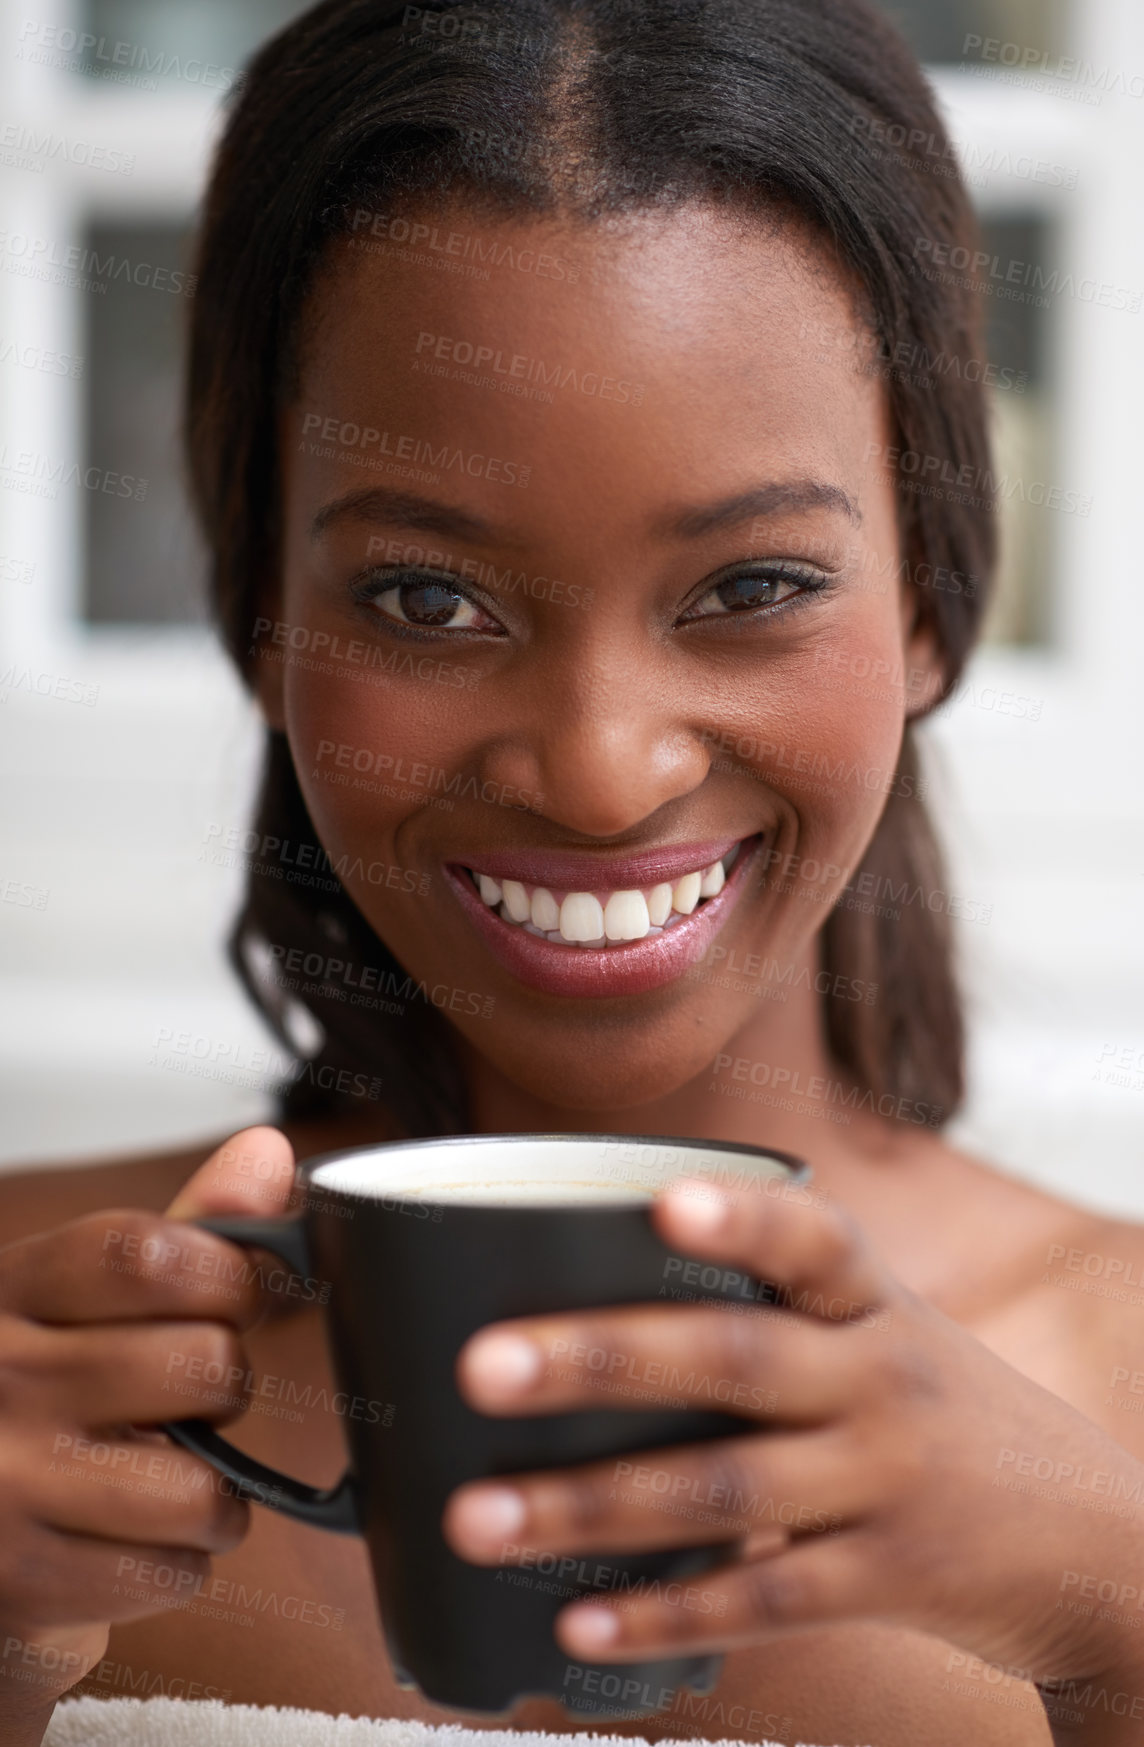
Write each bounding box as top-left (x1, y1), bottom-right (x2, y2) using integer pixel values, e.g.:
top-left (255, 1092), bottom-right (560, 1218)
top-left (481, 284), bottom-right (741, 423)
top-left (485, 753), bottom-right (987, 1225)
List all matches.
top-left (185, 0), bottom-right (997, 1138)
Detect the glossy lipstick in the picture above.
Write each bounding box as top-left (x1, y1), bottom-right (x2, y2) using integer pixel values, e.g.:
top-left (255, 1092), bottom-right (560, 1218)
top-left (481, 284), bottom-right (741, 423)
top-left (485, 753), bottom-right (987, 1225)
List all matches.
top-left (443, 834), bottom-right (764, 998)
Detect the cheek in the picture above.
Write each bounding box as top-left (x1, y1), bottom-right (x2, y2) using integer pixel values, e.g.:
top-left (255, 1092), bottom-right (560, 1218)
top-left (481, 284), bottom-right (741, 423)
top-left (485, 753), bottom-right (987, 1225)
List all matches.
top-left (283, 667), bottom-right (468, 857)
top-left (735, 619), bottom-right (908, 862)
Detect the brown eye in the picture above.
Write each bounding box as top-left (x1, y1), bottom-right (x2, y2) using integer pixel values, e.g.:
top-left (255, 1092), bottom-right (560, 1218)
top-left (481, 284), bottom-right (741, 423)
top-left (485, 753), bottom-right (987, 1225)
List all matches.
top-left (363, 574), bottom-right (498, 632)
top-left (681, 564), bottom-right (827, 621)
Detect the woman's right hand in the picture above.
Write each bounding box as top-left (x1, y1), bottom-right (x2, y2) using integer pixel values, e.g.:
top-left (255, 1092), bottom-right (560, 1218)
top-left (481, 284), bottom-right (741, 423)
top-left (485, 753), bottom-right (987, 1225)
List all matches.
top-left (0, 1125), bottom-right (298, 1728)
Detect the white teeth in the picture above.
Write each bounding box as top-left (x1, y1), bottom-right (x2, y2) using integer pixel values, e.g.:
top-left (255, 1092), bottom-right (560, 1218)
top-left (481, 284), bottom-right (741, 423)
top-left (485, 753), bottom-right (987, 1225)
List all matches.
top-left (603, 889), bottom-right (651, 941)
top-left (530, 886), bottom-right (560, 931)
top-left (699, 860), bottom-right (725, 898)
top-left (672, 870), bottom-right (701, 915)
top-left (469, 838), bottom-right (750, 948)
top-left (501, 879), bottom-right (531, 923)
top-left (647, 882), bottom-right (673, 926)
top-left (559, 892), bottom-right (606, 942)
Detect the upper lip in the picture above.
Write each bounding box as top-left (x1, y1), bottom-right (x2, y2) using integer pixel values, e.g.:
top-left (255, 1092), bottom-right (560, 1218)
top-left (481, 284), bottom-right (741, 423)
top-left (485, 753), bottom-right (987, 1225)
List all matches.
top-left (446, 834), bottom-right (757, 891)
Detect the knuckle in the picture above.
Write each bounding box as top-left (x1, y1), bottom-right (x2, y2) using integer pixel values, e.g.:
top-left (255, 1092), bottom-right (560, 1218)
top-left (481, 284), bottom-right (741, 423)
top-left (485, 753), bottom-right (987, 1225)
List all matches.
top-left (873, 1338), bottom-right (943, 1404)
top-left (817, 1205), bottom-right (863, 1273)
top-left (0, 1313), bottom-right (49, 1407)
top-left (165, 1323), bottom-right (247, 1401)
top-left (695, 1437), bottom-right (765, 1524)
top-left (559, 1467), bottom-right (609, 1537)
top-left (738, 1555), bottom-right (816, 1629)
top-left (715, 1304), bottom-right (769, 1379)
top-left (197, 1478), bottom-right (249, 1551)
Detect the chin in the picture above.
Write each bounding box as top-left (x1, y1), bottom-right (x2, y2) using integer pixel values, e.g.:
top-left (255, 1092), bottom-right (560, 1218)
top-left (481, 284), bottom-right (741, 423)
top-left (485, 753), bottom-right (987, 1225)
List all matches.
top-left (466, 1025), bottom-right (724, 1119)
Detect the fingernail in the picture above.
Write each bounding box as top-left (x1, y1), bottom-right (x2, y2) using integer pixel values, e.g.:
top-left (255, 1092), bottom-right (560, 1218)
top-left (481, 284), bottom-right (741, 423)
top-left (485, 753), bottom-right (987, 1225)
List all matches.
top-left (466, 1332), bottom-right (541, 1394)
top-left (563, 1603), bottom-right (620, 1649)
top-left (455, 1485), bottom-right (526, 1542)
top-left (666, 1179), bottom-right (730, 1229)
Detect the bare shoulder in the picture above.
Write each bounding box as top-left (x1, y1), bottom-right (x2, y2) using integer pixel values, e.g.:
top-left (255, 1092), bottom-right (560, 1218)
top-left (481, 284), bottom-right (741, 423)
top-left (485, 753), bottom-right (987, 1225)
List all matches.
top-left (1042, 1204), bottom-right (1144, 1456)
top-left (978, 1177), bottom-right (1144, 1458)
top-left (0, 1108), bottom-right (405, 1246)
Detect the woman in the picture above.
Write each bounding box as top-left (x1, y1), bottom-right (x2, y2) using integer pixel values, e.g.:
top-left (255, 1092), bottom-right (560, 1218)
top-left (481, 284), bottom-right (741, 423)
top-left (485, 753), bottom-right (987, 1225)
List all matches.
top-left (3, 2), bottom-right (1142, 1743)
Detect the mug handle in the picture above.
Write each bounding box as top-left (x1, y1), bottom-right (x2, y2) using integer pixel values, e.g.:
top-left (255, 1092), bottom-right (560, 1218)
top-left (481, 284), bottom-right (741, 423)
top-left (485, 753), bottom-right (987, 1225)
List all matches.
top-left (159, 1214), bottom-right (359, 1534)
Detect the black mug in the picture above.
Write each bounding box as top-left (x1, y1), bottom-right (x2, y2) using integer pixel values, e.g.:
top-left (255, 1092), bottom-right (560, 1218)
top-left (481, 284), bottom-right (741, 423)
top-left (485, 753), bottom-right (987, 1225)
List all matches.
top-left (162, 1132), bottom-right (810, 1717)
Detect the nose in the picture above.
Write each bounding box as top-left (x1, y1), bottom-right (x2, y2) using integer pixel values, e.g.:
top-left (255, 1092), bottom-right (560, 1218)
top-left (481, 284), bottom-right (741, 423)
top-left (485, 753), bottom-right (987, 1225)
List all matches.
top-left (481, 643), bottom-right (713, 840)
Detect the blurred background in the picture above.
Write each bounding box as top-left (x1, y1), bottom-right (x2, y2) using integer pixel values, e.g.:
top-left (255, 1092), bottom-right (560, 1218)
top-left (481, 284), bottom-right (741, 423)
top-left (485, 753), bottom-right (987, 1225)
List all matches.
top-left (1, 0), bottom-right (1142, 1212)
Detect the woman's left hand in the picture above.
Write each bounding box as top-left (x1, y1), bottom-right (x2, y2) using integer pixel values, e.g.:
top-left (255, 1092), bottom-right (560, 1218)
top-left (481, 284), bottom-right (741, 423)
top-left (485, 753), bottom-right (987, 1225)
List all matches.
top-left (442, 1175), bottom-right (1144, 1700)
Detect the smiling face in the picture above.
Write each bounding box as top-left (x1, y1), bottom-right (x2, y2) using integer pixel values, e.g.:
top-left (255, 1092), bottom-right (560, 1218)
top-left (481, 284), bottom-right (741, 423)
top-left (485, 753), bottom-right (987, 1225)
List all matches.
top-left (260, 200), bottom-right (942, 1114)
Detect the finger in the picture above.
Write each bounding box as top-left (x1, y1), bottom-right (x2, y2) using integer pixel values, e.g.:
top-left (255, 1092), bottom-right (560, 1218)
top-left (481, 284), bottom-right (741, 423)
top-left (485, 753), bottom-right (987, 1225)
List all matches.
top-left (456, 1300), bottom-right (862, 1421)
top-left (164, 1125), bottom-right (297, 1219)
top-left (164, 1125), bottom-right (304, 1328)
top-left (554, 1530), bottom-right (874, 1662)
top-left (24, 1429), bottom-right (249, 1555)
top-left (3, 1315), bottom-right (253, 1427)
top-left (12, 1527), bottom-right (217, 1631)
top-left (653, 1175), bottom-right (892, 1319)
top-left (444, 1428), bottom-right (866, 1562)
top-left (1, 1211), bottom-right (268, 1329)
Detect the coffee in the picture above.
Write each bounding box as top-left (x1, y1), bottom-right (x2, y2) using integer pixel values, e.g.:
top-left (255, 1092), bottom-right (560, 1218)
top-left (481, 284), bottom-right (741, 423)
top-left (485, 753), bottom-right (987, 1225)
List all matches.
top-left (365, 1180), bottom-right (654, 1205)
top-left (308, 1134), bottom-right (785, 1203)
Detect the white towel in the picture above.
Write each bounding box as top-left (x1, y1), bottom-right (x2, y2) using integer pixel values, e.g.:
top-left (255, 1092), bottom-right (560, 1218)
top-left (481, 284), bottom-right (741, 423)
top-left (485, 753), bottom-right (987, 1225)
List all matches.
top-left (42, 1696), bottom-right (839, 1747)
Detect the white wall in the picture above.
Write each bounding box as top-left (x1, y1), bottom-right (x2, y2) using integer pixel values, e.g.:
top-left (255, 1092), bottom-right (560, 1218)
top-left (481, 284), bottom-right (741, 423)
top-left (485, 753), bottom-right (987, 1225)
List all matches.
top-left (2, 1), bottom-right (1142, 1214)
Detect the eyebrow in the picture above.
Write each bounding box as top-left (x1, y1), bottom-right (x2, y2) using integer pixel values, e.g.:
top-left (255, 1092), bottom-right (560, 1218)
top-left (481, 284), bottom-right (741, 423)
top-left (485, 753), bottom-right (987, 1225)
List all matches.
top-left (308, 478), bottom-right (860, 543)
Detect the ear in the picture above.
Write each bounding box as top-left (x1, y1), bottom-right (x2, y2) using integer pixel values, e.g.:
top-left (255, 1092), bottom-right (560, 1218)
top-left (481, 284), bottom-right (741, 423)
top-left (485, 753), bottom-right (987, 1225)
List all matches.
top-left (899, 583), bottom-right (947, 721)
top-left (247, 596), bottom-right (287, 731)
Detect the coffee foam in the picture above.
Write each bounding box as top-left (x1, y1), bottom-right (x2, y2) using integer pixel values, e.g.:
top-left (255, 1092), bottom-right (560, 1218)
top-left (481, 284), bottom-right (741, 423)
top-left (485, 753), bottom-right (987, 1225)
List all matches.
top-left (309, 1136), bottom-right (795, 1205)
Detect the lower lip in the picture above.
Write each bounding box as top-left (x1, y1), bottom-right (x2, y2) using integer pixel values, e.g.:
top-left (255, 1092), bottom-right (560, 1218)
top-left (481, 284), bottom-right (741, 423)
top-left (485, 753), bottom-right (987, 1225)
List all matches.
top-left (442, 836), bottom-right (764, 999)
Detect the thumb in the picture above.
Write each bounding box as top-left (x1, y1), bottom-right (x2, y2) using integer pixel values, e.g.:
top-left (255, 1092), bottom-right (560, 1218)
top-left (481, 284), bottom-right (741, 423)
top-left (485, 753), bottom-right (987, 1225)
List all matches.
top-left (164, 1124), bottom-right (297, 1221)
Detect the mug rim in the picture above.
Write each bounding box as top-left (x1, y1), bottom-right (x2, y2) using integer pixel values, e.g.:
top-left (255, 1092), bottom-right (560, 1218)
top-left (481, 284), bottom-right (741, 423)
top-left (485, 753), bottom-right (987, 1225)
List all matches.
top-left (294, 1131), bottom-right (811, 1202)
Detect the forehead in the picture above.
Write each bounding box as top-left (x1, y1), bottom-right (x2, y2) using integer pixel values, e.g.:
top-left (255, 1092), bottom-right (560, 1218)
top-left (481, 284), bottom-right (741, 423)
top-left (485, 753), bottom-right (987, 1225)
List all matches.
top-left (285, 201), bottom-right (886, 535)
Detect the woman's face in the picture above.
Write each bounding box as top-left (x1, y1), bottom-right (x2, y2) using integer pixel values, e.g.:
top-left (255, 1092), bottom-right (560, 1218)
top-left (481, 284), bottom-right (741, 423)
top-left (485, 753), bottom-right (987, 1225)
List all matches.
top-left (265, 201), bottom-right (941, 1111)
